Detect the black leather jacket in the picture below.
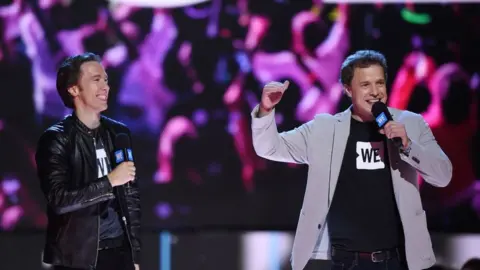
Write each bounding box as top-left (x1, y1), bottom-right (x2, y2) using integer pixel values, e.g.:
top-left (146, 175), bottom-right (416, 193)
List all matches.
top-left (35, 114), bottom-right (141, 269)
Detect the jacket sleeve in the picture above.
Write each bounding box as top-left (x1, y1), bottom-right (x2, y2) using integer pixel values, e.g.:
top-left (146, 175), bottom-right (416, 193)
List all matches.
top-left (251, 105), bottom-right (314, 164)
top-left (125, 129), bottom-right (141, 263)
top-left (400, 115), bottom-right (453, 187)
top-left (35, 130), bottom-right (114, 215)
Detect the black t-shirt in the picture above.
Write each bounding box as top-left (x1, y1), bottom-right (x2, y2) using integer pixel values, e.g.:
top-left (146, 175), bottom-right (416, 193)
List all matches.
top-left (95, 136), bottom-right (124, 240)
top-left (327, 117), bottom-right (404, 251)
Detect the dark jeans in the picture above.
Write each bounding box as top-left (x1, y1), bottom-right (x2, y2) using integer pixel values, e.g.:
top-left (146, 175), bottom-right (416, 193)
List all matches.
top-left (53, 245), bottom-right (135, 270)
top-left (331, 247), bottom-right (407, 270)
top-left (305, 248), bottom-right (408, 270)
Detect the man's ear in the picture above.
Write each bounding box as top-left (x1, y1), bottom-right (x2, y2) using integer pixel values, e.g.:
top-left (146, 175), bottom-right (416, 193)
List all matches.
top-left (343, 84), bottom-right (352, 98)
top-left (67, 85), bottom-right (79, 98)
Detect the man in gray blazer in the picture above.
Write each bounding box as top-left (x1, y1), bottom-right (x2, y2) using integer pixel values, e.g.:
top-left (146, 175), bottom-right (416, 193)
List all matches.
top-left (251, 50), bottom-right (452, 270)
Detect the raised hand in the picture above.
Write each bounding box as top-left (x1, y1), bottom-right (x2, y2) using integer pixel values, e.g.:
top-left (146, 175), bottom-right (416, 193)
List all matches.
top-left (259, 80), bottom-right (289, 116)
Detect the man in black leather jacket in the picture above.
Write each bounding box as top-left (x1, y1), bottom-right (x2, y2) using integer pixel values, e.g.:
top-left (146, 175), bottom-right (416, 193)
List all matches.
top-left (35, 52), bottom-right (141, 270)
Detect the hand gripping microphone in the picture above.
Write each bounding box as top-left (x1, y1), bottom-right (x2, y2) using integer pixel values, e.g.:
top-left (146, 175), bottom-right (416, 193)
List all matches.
top-left (113, 133), bottom-right (134, 183)
top-left (371, 102), bottom-right (403, 148)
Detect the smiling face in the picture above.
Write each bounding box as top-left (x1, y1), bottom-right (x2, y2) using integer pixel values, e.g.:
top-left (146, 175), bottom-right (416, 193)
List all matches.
top-left (68, 61), bottom-right (110, 113)
top-left (344, 64), bottom-right (388, 122)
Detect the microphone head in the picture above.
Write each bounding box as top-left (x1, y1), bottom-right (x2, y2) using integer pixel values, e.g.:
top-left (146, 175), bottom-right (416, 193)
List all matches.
top-left (371, 101), bottom-right (387, 117)
top-left (115, 133), bottom-right (130, 149)
top-left (370, 101), bottom-right (391, 128)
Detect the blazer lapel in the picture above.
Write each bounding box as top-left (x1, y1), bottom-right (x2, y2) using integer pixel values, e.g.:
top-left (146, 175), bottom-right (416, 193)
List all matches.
top-left (386, 108), bottom-right (402, 202)
top-left (386, 107), bottom-right (399, 164)
top-left (328, 107), bottom-right (351, 203)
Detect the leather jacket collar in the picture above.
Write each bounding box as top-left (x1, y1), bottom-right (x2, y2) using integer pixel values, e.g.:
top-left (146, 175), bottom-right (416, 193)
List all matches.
top-left (71, 112), bottom-right (103, 137)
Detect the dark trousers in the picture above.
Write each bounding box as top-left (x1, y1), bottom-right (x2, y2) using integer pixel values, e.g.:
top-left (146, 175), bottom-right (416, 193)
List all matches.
top-left (305, 248), bottom-right (408, 270)
top-left (53, 245), bottom-right (135, 270)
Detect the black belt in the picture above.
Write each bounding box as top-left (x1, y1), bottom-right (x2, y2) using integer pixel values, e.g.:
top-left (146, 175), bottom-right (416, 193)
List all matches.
top-left (99, 235), bottom-right (125, 250)
top-left (331, 246), bottom-right (402, 263)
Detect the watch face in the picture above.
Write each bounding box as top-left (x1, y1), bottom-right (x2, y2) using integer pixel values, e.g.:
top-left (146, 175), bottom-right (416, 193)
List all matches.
top-left (401, 142), bottom-right (412, 156)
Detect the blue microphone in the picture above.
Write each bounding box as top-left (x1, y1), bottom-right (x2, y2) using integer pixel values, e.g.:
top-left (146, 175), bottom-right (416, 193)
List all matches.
top-left (114, 133), bottom-right (133, 164)
top-left (371, 102), bottom-right (403, 148)
top-left (113, 133), bottom-right (134, 183)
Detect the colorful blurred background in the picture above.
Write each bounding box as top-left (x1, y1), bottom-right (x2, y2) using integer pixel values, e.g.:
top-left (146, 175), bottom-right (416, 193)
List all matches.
top-left (0, 0), bottom-right (479, 269)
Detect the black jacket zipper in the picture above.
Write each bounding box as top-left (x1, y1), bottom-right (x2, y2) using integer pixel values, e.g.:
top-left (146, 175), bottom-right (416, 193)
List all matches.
top-left (116, 187), bottom-right (135, 262)
top-left (93, 136), bottom-right (100, 268)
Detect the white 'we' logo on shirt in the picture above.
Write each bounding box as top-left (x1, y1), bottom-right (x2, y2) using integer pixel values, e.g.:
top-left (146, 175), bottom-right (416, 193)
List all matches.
top-left (356, 141), bottom-right (385, 170)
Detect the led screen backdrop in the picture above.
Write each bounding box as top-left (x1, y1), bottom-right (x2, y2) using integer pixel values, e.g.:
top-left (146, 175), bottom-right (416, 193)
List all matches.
top-left (0, 0), bottom-right (479, 232)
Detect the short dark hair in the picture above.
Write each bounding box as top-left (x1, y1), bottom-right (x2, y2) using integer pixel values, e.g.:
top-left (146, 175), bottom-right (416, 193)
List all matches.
top-left (340, 50), bottom-right (388, 86)
top-left (56, 52), bottom-right (102, 108)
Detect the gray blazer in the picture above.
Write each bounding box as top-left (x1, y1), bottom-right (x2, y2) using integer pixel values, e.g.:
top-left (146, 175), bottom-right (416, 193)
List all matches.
top-left (251, 105), bottom-right (452, 270)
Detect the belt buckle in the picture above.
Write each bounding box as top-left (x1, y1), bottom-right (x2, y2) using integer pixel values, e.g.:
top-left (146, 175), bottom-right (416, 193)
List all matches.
top-left (371, 251), bottom-right (383, 263)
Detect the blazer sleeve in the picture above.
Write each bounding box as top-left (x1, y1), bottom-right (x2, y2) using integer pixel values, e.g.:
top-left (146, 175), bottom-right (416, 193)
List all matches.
top-left (251, 105), bottom-right (314, 164)
top-left (399, 115), bottom-right (453, 187)
top-left (36, 130), bottom-right (114, 215)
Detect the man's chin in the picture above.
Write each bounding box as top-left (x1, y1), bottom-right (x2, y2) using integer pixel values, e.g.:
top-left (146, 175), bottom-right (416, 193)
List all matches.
top-left (95, 104), bottom-right (108, 113)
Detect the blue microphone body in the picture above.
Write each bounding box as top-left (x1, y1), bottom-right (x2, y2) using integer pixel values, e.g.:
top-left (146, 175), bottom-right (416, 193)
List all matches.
top-left (113, 133), bottom-right (134, 185)
top-left (371, 102), bottom-right (403, 148)
top-left (114, 148), bottom-right (133, 164)
top-left (113, 133), bottom-right (134, 165)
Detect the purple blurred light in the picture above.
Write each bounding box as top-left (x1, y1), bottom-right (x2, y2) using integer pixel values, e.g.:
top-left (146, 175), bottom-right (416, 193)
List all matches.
top-left (193, 109), bottom-right (208, 126)
top-left (412, 35), bottom-right (423, 49)
top-left (227, 111), bottom-right (241, 134)
top-left (2, 178), bottom-right (20, 195)
top-left (235, 52), bottom-right (251, 73)
top-left (155, 202), bottom-right (172, 220)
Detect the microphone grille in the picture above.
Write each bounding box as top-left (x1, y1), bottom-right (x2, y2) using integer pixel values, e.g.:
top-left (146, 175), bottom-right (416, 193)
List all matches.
top-left (371, 101), bottom-right (387, 117)
top-left (115, 133), bottom-right (130, 149)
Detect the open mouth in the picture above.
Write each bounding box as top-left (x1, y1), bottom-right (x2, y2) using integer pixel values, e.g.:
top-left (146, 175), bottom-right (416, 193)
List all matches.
top-left (366, 99), bottom-right (381, 105)
top-left (97, 94), bottom-right (108, 101)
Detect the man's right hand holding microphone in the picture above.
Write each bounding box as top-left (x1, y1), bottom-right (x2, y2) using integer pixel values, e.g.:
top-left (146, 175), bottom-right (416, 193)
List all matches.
top-left (107, 161), bottom-right (136, 187)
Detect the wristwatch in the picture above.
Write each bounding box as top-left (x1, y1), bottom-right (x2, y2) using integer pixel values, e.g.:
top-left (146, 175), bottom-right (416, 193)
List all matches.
top-left (400, 138), bottom-right (412, 157)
